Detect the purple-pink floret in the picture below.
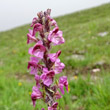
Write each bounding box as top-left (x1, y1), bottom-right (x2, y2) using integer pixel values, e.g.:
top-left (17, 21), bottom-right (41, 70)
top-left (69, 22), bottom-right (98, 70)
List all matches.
top-left (31, 86), bottom-right (42, 106)
top-left (35, 74), bottom-right (40, 88)
top-left (28, 57), bottom-right (39, 75)
top-left (29, 40), bottom-right (46, 59)
top-left (27, 29), bottom-right (38, 44)
top-left (48, 102), bottom-right (58, 110)
top-left (40, 68), bottom-right (55, 86)
top-left (48, 50), bottom-right (61, 62)
top-left (59, 76), bottom-right (69, 94)
top-left (54, 58), bottom-right (65, 74)
top-left (31, 17), bottom-right (37, 27)
top-left (48, 27), bottom-right (65, 45)
top-left (55, 91), bottom-right (62, 100)
top-left (48, 16), bottom-right (57, 27)
top-left (32, 23), bottom-right (43, 36)
top-left (27, 9), bottom-right (68, 109)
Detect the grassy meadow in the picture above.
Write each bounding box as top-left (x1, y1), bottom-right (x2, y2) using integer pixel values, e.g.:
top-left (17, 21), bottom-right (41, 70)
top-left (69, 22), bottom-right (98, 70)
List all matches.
top-left (0, 3), bottom-right (110, 110)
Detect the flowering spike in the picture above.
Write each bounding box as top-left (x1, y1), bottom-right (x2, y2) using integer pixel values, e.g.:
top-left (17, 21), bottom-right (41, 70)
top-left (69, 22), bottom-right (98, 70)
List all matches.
top-left (27, 9), bottom-right (68, 109)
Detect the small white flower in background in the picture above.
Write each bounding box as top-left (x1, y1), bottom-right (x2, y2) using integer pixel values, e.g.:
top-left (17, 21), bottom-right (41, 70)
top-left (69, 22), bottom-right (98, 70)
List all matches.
top-left (92, 68), bottom-right (100, 73)
top-left (98, 32), bottom-right (108, 37)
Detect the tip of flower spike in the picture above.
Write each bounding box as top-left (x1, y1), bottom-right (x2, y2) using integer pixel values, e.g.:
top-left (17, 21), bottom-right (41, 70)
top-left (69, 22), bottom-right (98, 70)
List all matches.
top-left (47, 9), bottom-right (51, 15)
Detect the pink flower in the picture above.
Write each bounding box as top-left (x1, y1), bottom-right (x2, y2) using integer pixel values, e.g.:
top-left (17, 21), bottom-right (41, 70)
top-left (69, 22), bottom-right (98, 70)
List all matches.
top-left (48, 16), bottom-right (57, 27)
top-left (35, 74), bottom-right (40, 88)
top-left (59, 76), bottom-right (68, 94)
top-left (31, 86), bottom-right (42, 107)
top-left (31, 17), bottom-right (37, 27)
top-left (27, 29), bottom-right (38, 44)
top-left (29, 40), bottom-right (46, 59)
top-left (54, 58), bottom-right (65, 74)
top-left (33, 23), bottom-right (43, 36)
top-left (55, 91), bottom-right (62, 100)
top-left (27, 9), bottom-right (68, 110)
top-left (48, 102), bottom-right (58, 110)
top-left (48, 27), bottom-right (65, 45)
top-left (48, 50), bottom-right (61, 62)
top-left (40, 68), bottom-right (55, 86)
top-left (28, 57), bottom-right (39, 75)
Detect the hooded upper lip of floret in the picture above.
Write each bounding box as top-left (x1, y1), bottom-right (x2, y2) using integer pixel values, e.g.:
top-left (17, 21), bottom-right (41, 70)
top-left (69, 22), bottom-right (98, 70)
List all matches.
top-left (27, 29), bottom-right (38, 44)
top-left (31, 17), bottom-right (38, 27)
top-left (32, 23), bottom-right (43, 36)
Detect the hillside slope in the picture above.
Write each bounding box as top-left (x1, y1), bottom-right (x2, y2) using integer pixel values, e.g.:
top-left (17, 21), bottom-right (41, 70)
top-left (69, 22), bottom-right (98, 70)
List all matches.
top-left (0, 3), bottom-right (110, 74)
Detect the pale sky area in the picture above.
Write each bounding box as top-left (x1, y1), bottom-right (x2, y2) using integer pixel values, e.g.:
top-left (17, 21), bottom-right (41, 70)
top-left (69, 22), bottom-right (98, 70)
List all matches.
top-left (0, 0), bottom-right (110, 32)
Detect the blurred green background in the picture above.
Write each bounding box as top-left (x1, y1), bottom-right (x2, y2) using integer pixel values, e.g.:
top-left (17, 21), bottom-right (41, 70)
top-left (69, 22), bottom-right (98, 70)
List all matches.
top-left (0, 3), bottom-right (110, 110)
